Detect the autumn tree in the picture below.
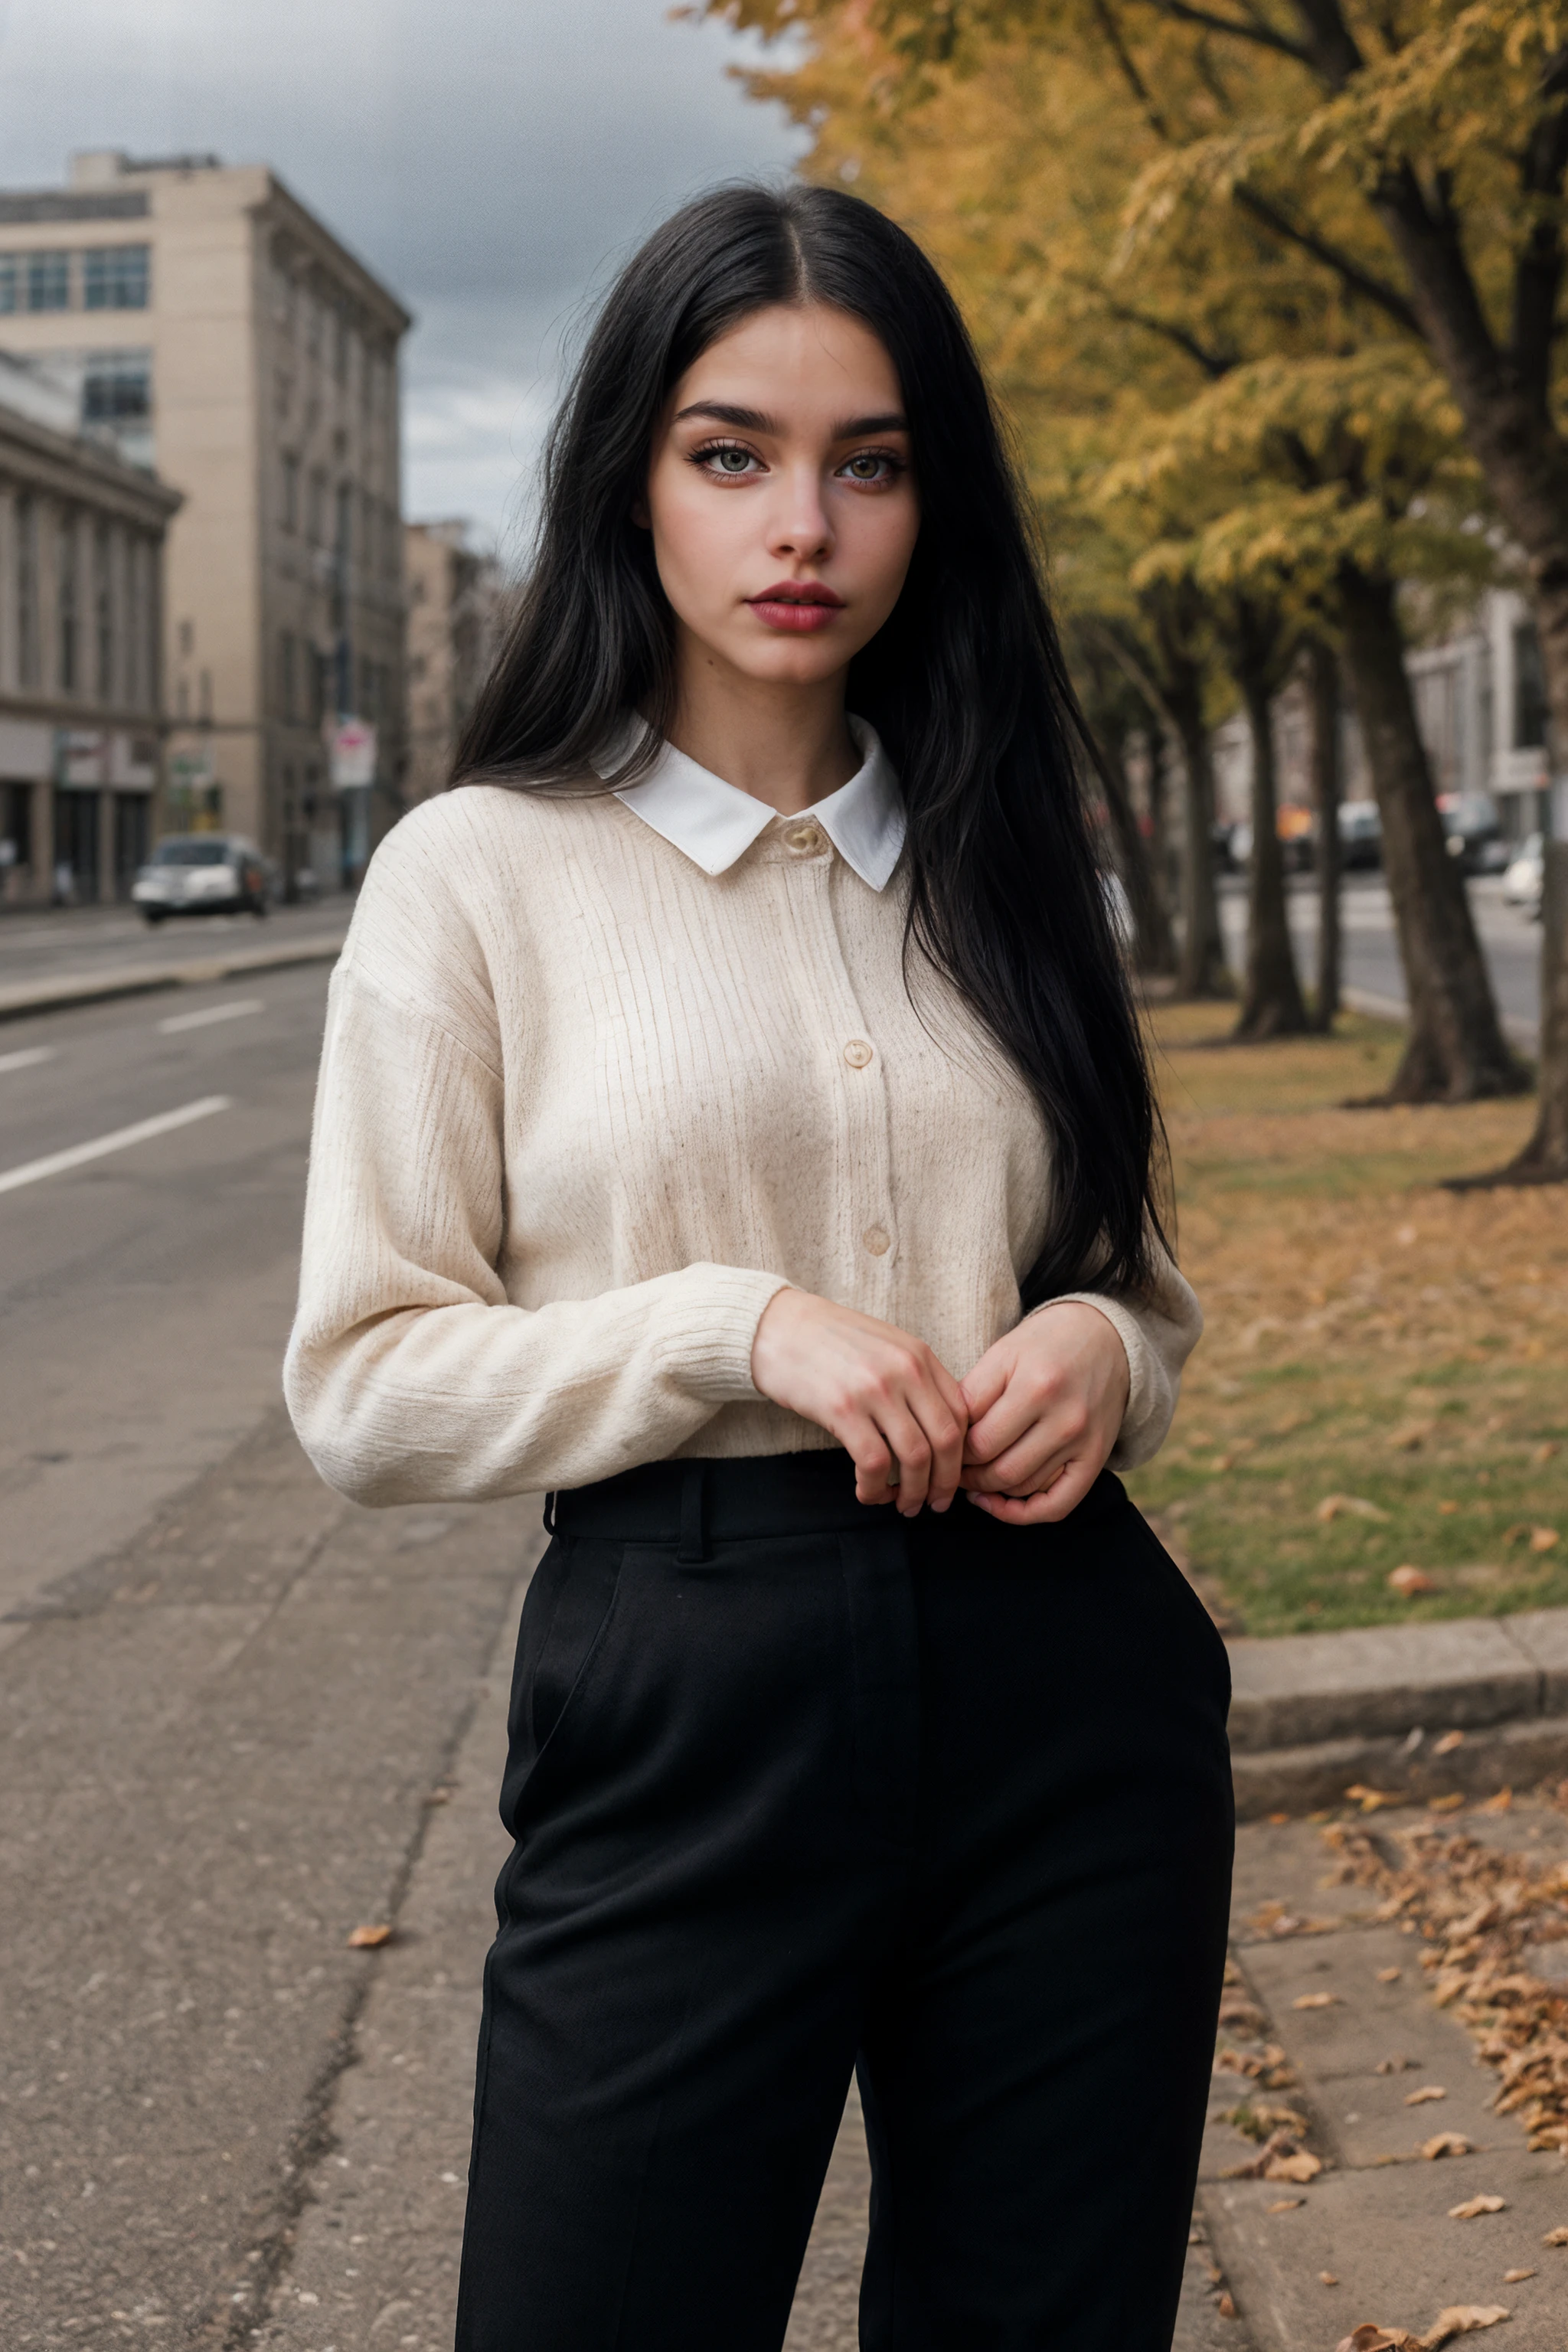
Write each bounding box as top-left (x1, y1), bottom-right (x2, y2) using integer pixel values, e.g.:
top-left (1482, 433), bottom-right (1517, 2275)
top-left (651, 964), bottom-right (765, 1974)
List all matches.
top-left (751, 0), bottom-right (1568, 1159)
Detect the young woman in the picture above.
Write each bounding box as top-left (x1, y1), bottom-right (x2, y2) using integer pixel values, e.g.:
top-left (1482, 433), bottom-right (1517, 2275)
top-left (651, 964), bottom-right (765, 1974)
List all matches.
top-left (286, 184), bottom-right (1231, 2352)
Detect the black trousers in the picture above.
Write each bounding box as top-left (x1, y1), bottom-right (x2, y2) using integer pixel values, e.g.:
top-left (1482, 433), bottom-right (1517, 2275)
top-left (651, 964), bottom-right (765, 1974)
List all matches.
top-left (456, 1451), bottom-right (1233, 2352)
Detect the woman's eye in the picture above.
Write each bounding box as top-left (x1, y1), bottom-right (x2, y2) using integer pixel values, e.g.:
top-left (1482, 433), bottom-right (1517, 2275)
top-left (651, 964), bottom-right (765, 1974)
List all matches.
top-left (696, 443), bottom-right (760, 477)
top-left (841, 451), bottom-right (900, 484)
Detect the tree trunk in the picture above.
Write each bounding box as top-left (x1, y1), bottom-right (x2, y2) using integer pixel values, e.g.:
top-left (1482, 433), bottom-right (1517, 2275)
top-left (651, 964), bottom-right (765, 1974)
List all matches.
top-left (1169, 694), bottom-right (1228, 996)
top-left (1334, 564), bottom-right (1526, 1101)
top-left (1374, 188), bottom-right (1568, 1165)
top-left (1094, 728), bottom-right (1177, 976)
top-left (1305, 637), bottom-right (1341, 1031)
top-left (1234, 664), bottom-right (1309, 1038)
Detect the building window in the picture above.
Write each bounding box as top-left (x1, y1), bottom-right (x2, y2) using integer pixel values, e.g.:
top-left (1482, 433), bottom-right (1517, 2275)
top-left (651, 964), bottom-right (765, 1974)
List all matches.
top-left (280, 452), bottom-right (299, 533)
top-left (95, 520), bottom-right (114, 701)
top-left (28, 252), bottom-right (71, 311)
top-left (335, 481), bottom-right (352, 567)
top-left (334, 306), bottom-right (350, 387)
top-left (279, 629), bottom-right (296, 721)
top-left (15, 494), bottom-right (38, 687)
top-left (58, 513), bottom-right (80, 694)
top-left (307, 468), bottom-right (326, 546)
top-left (1514, 622), bottom-right (1549, 750)
top-left (2, 779), bottom-right (33, 871)
top-left (83, 351), bottom-right (152, 427)
top-left (83, 244), bottom-right (150, 310)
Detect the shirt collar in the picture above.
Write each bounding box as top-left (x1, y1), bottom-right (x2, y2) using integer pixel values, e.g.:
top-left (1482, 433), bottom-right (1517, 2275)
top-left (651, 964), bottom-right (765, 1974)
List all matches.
top-left (596, 714), bottom-right (906, 892)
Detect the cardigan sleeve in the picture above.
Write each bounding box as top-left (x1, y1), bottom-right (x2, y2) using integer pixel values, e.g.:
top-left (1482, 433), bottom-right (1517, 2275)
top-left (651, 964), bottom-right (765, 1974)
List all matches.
top-left (1039, 1244), bottom-right (1203, 1472)
top-left (282, 821), bottom-right (789, 1507)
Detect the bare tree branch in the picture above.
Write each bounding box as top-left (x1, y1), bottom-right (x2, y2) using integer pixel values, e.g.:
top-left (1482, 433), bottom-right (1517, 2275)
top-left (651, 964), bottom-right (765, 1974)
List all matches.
top-left (1230, 183), bottom-right (1423, 335)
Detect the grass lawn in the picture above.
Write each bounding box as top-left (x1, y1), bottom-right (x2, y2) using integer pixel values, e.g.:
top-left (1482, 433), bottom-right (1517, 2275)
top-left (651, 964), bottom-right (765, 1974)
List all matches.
top-left (1123, 1001), bottom-right (1568, 1638)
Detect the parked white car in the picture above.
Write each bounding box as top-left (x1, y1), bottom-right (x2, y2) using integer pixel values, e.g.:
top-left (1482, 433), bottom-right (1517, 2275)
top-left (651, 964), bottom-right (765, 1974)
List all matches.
top-left (1502, 832), bottom-right (1545, 918)
top-left (132, 835), bottom-right (272, 923)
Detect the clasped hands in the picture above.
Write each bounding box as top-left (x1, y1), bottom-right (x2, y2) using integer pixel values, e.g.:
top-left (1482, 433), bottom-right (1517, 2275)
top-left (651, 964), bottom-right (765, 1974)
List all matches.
top-left (750, 1289), bottom-right (1129, 1526)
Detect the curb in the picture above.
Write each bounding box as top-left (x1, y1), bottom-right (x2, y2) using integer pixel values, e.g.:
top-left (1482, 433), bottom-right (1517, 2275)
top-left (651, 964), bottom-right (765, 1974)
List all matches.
top-left (0, 931), bottom-right (348, 1021)
top-left (1227, 1606), bottom-right (1568, 1816)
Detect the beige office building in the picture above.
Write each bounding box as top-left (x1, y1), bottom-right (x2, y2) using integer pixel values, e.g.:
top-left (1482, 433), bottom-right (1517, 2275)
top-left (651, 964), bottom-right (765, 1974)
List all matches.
top-left (0, 150), bottom-right (411, 890)
top-left (403, 520), bottom-right (508, 805)
top-left (0, 354), bottom-right (180, 905)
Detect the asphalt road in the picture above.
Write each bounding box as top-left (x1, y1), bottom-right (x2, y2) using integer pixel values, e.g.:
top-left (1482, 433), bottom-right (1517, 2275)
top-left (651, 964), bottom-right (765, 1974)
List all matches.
top-left (1218, 873), bottom-right (1544, 1044)
top-left (0, 900), bottom-right (349, 988)
top-left (0, 965), bottom-right (339, 1625)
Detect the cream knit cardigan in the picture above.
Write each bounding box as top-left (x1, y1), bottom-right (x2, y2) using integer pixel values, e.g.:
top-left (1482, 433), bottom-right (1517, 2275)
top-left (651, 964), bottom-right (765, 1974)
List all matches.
top-left (283, 783), bottom-right (1200, 1505)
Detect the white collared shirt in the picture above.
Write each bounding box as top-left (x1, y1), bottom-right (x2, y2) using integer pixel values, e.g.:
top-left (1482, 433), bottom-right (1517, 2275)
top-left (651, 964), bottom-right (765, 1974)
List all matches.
top-left (596, 714), bottom-right (906, 892)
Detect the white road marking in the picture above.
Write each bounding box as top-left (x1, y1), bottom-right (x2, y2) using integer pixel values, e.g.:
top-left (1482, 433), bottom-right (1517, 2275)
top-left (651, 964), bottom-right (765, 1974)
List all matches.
top-left (0, 1046), bottom-right (54, 1075)
top-left (158, 997), bottom-right (265, 1035)
top-left (0, 1096), bottom-right (233, 1196)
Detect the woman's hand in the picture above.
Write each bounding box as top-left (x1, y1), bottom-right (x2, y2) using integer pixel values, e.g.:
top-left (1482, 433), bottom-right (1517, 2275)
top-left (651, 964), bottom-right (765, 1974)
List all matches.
top-left (750, 1289), bottom-right (969, 1514)
top-left (959, 1302), bottom-right (1129, 1526)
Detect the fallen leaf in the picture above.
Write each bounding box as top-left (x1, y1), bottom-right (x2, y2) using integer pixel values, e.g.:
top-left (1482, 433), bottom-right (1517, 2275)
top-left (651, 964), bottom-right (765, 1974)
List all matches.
top-left (1503, 2269), bottom-right (1534, 2283)
top-left (1378, 1967), bottom-right (1404, 1983)
top-left (1429, 1793), bottom-right (1466, 1813)
top-left (346, 1924), bottom-right (393, 1949)
top-left (1423, 2133), bottom-right (1472, 2160)
top-left (1266, 2197), bottom-right (1305, 2213)
top-left (1449, 2195), bottom-right (1507, 2220)
top-left (1294, 1991), bottom-right (1339, 2008)
top-left (1390, 1565), bottom-right (1436, 1596)
top-left (1322, 2271), bottom-right (1340, 2285)
top-left (1376, 2055), bottom-right (1416, 2074)
top-left (1544, 2226), bottom-right (1568, 2246)
top-left (1503, 1524), bottom-right (1534, 1547)
top-left (1264, 2149), bottom-right (1322, 2182)
top-left (1532, 1442), bottom-right (1559, 1465)
top-left (1479, 1788), bottom-right (1514, 1814)
top-left (1529, 1527), bottom-right (1560, 1553)
top-left (1390, 1422), bottom-right (1437, 1452)
top-left (1432, 1730), bottom-right (1465, 1756)
top-left (1406, 2086), bottom-right (1447, 2106)
top-left (1439, 1498), bottom-right (1461, 1514)
top-left (1423, 2309), bottom-right (1511, 2344)
top-left (1334, 2327), bottom-right (1423, 2352)
top-left (1345, 1785), bottom-right (1405, 1812)
top-left (1217, 2292), bottom-right (1236, 2318)
top-left (1317, 1492), bottom-right (1392, 1524)
top-left (1268, 1810), bottom-right (1289, 1825)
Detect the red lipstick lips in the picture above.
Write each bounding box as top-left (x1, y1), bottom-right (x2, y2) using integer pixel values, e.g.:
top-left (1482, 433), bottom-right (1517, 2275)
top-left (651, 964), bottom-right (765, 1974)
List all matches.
top-left (746, 580), bottom-right (845, 633)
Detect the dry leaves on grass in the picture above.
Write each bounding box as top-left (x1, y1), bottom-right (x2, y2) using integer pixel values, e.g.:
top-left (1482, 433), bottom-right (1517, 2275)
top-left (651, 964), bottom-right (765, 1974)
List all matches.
top-left (1317, 1494), bottom-right (1392, 1524)
top-left (1321, 1816), bottom-right (1568, 2153)
top-left (1390, 1566), bottom-right (1437, 1597)
top-left (1335, 2311), bottom-right (1509, 2352)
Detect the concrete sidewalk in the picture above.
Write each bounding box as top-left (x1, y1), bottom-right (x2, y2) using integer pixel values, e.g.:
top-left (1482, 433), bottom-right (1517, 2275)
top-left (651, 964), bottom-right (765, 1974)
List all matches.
top-left (0, 926), bottom-right (348, 1021)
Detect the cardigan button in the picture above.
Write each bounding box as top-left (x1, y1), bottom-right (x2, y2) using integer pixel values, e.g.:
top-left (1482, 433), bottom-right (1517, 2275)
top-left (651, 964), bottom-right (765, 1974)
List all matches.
top-left (784, 822), bottom-right (825, 854)
top-left (862, 1224), bottom-right (891, 1256)
top-left (843, 1038), bottom-right (873, 1068)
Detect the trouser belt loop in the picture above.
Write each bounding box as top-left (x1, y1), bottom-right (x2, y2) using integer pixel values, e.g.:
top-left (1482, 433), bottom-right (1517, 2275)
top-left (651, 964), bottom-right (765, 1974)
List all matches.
top-left (676, 1462), bottom-right (708, 1564)
top-left (542, 1492), bottom-right (557, 1535)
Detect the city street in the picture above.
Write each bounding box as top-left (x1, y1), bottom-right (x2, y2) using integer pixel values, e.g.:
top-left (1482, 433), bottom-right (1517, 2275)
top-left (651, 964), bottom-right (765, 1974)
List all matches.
top-left (0, 871), bottom-right (1551, 2351)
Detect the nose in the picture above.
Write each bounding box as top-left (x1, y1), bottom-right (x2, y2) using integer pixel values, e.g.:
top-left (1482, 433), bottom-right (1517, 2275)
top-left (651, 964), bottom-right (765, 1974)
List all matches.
top-left (766, 462), bottom-right (834, 565)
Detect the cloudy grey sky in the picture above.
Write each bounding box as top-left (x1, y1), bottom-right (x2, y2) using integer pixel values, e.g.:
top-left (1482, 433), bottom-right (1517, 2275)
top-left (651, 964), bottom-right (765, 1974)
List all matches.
top-left (0, 0), bottom-right (808, 556)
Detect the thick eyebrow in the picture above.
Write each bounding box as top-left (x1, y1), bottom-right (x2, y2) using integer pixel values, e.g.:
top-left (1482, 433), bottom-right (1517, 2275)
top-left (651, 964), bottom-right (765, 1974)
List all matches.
top-left (672, 400), bottom-right (910, 439)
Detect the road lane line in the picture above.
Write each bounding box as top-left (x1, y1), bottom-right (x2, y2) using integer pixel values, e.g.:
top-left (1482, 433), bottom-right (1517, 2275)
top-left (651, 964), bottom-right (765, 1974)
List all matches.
top-left (0, 1046), bottom-right (54, 1075)
top-left (158, 997), bottom-right (265, 1035)
top-left (0, 1096), bottom-right (233, 1196)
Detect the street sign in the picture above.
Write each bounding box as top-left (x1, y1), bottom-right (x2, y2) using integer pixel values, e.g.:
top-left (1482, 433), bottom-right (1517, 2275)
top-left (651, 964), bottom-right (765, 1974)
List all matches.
top-left (329, 719), bottom-right (377, 790)
top-left (169, 748), bottom-right (215, 790)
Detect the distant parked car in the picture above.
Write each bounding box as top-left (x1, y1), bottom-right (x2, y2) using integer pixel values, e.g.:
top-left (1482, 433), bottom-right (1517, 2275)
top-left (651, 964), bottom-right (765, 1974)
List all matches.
top-left (132, 835), bottom-right (272, 923)
top-left (1503, 831), bottom-right (1545, 918)
top-left (1437, 791), bottom-right (1510, 875)
top-left (1337, 799), bottom-right (1383, 870)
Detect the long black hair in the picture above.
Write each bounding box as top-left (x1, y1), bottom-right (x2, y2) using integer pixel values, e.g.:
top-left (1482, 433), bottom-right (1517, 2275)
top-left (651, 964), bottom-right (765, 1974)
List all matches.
top-left (456, 183), bottom-right (1166, 1304)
